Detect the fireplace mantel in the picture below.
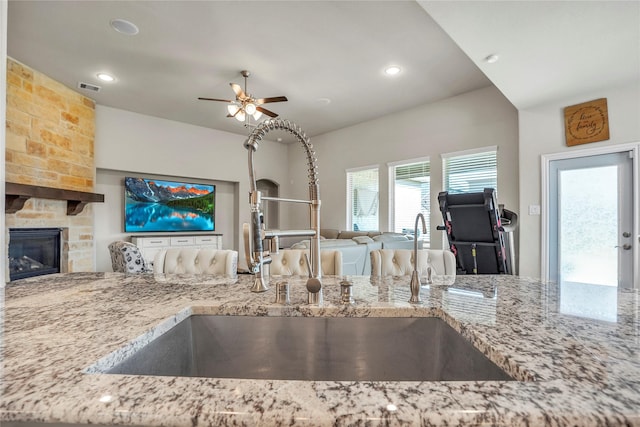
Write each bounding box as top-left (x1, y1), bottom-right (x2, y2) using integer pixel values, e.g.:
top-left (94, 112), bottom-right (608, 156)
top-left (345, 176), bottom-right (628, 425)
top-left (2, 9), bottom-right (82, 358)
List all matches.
top-left (5, 182), bottom-right (105, 215)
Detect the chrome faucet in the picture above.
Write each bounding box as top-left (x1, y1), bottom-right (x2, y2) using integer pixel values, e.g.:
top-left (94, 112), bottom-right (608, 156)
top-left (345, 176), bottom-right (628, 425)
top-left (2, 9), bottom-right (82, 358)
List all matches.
top-left (409, 212), bottom-right (427, 304)
top-left (242, 119), bottom-right (323, 304)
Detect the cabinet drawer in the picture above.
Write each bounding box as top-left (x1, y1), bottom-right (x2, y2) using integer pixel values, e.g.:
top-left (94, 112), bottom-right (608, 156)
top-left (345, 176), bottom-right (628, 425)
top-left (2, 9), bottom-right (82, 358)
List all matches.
top-left (136, 237), bottom-right (170, 247)
top-left (171, 236), bottom-right (195, 246)
top-left (195, 236), bottom-right (219, 246)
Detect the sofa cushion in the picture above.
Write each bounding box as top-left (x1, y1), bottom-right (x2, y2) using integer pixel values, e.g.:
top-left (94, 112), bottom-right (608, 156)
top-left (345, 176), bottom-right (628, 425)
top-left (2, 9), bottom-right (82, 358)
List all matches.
top-left (320, 228), bottom-right (340, 240)
top-left (337, 230), bottom-right (366, 239)
top-left (338, 230), bottom-right (382, 239)
top-left (291, 239), bottom-right (358, 249)
top-left (373, 233), bottom-right (420, 250)
top-left (352, 236), bottom-right (375, 244)
top-left (373, 233), bottom-right (406, 243)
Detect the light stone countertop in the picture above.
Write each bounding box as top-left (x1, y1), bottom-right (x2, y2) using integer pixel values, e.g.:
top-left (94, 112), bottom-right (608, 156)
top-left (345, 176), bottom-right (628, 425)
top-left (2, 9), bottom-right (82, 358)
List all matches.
top-left (1, 272), bottom-right (639, 426)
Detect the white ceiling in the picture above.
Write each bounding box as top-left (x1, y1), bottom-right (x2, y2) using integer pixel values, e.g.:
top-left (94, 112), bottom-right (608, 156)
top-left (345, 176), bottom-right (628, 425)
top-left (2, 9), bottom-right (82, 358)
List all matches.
top-left (7, 1), bottom-right (639, 142)
top-left (419, 1), bottom-right (640, 110)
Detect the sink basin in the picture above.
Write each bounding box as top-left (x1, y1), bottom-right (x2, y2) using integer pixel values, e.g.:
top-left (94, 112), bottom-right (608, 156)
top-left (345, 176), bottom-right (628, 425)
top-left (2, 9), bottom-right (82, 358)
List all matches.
top-left (101, 316), bottom-right (514, 381)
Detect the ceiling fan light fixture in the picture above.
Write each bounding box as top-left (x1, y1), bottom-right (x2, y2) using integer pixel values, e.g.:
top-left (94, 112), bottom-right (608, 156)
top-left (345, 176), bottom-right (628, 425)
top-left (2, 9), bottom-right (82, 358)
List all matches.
top-left (235, 109), bottom-right (246, 122)
top-left (244, 102), bottom-right (257, 115)
top-left (227, 103), bottom-right (246, 122)
top-left (227, 103), bottom-right (239, 115)
top-left (199, 70), bottom-right (287, 123)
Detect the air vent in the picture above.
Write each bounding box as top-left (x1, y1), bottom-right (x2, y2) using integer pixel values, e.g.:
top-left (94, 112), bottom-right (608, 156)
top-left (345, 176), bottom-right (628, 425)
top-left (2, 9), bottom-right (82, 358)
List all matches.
top-left (77, 82), bottom-right (101, 92)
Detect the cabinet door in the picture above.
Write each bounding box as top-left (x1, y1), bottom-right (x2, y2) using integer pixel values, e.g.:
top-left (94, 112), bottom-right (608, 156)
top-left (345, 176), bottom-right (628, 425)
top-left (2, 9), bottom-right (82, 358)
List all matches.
top-left (170, 236), bottom-right (196, 246)
top-left (195, 235), bottom-right (220, 248)
top-left (135, 237), bottom-right (170, 248)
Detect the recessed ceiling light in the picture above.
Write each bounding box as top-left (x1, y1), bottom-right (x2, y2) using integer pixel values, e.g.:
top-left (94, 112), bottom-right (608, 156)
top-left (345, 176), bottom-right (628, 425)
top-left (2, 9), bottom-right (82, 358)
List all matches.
top-left (384, 65), bottom-right (401, 76)
top-left (97, 73), bottom-right (115, 82)
top-left (110, 18), bottom-right (139, 36)
top-left (484, 54), bottom-right (500, 64)
top-left (315, 97), bottom-right (331, 105)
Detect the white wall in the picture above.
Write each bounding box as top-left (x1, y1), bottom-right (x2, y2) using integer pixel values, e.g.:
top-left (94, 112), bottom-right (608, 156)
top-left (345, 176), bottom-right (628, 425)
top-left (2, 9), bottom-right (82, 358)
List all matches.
top-left (518, 82), bottom-right (640, 278)
top-left (285, 85), bottom-right (519, 249)
top-left (94, 105), bottom-right (290, 272)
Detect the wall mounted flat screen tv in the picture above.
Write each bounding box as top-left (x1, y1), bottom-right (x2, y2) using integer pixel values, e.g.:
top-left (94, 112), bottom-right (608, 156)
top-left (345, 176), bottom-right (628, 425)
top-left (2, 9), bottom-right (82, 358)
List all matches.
top-left (124, 177), bottom-right (215, 233)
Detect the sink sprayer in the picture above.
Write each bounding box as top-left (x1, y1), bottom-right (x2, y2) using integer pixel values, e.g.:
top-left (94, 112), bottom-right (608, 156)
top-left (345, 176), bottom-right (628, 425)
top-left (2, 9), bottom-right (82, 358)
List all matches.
top-left (242, 118), bottom-right (323, 304)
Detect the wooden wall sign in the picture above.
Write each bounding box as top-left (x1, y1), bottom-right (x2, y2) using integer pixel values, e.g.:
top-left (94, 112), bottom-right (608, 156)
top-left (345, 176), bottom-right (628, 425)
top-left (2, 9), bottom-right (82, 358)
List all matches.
top-left (564, 98), bottom-right (609, 146)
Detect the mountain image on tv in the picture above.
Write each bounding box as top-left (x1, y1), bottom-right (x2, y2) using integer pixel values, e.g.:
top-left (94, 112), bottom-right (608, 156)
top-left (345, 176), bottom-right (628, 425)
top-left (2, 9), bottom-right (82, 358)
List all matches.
top-left (124, 177), bottom-right (215, 232)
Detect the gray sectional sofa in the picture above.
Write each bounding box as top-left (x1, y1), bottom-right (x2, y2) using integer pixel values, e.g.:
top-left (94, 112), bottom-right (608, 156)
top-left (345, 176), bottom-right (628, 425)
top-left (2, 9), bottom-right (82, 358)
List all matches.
top-left (290, 229), bottom-right (420, 275)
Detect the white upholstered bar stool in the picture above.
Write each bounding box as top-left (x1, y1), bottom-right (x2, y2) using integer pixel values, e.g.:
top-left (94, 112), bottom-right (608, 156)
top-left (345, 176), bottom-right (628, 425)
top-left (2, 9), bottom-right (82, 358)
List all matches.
top-left (370, 249), bottom-right (456, 277)
top-left (153, 248), bottom-right (238, 276)
top-left (269, 249), bottom-right (343, 276)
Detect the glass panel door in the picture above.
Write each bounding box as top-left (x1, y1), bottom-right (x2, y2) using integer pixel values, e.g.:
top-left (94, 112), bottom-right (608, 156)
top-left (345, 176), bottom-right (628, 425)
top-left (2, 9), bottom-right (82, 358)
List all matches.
top-left (549, 151), bottom-right (634, 289)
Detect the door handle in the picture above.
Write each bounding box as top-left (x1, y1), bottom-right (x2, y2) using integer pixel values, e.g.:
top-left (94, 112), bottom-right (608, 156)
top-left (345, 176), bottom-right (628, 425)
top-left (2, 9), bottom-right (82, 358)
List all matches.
top-left (615, 244), bottom-right (632, 250)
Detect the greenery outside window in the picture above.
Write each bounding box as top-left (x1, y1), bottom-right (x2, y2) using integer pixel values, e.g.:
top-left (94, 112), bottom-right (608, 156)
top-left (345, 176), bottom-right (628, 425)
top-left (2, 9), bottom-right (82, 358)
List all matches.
top-left (347, 167), bottom-right (379, 231)
top-left (389, 158), bottom-right (430, 245)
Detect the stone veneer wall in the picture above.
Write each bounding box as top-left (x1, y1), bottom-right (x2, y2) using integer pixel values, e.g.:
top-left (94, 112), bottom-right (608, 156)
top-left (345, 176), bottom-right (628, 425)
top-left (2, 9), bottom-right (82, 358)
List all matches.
top-left (5, 58), bottom-right (97, 273)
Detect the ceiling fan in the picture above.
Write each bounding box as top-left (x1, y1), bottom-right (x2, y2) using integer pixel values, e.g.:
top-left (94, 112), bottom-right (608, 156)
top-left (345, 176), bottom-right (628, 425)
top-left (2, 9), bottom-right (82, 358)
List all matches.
top-left (198, 70), bottom-right (288, 124)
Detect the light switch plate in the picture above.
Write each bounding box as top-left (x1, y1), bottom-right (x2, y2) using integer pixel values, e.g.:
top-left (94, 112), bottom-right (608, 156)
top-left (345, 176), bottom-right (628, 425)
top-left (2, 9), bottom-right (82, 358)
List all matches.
top-left (528, 205), bottom-right (541, 215)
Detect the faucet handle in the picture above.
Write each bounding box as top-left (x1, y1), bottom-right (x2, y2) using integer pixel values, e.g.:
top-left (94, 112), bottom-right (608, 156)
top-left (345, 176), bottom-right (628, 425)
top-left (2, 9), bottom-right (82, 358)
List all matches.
top-left (275, 281), bottom-right (290, 304)
top-left (340, 279), bottom-right (354, 305)
top-left (303, 253), bottom-right (313, 278)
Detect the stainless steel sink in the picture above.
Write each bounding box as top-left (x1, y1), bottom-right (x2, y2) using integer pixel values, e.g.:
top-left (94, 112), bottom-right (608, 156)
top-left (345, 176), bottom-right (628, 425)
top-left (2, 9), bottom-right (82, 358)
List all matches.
top-left (104, 316), bottom-right (514, 381)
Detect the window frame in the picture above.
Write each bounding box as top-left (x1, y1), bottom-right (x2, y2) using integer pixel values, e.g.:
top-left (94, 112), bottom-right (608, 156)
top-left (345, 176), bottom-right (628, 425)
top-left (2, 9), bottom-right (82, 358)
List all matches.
top-left (346, 165), bottom-right (380, 232)
top-left (441, 145), bottom-right (498, 194)
top-left (388, 156), bottom-right (431, 244)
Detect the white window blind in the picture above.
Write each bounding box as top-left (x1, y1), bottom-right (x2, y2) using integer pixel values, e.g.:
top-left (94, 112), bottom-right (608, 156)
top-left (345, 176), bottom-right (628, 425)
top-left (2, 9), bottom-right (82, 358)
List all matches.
top-left (391, 160), bottom-right (430, 244)
top-left (443, 148), bottom-right (497, 194)
top-left (347, 167), bottom-right (379, 231)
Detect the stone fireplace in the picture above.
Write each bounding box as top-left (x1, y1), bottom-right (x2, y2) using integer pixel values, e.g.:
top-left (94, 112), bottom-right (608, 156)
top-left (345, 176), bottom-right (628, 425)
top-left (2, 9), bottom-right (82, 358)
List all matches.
top-left (4, 197), bottom-right (96, 282)
top-left (5, 58), bottom-right (101, 280)
top-left (8, 227), bottom-right (65, 281)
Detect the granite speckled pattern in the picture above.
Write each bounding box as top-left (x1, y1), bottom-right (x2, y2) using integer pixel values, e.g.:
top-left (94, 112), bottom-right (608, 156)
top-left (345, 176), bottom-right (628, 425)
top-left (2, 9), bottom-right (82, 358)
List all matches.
top-left (1, 272), bottom-right (639, 426)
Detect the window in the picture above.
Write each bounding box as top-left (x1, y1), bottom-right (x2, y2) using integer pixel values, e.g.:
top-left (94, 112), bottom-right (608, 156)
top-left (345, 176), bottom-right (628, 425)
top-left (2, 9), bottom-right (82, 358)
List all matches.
top-left (347, 167), bottom-right (379, 231)
top-left (442, 146), bottom-right (497, 194)
top-left (389, 159), bottom-right (430, 245)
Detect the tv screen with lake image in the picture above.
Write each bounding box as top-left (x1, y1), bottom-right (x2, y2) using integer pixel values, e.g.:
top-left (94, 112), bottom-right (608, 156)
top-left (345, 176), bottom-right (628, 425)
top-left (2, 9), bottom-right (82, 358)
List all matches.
top-left (124, 177), bottom-right (215, 232)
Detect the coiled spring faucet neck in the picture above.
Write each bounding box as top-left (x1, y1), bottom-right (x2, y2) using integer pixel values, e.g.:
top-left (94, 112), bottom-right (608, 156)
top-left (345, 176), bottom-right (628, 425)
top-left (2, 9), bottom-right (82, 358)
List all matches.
top-left (243, 119), bottom-right (323, 303)
top-left (244, 119), bottom-right (319, 196)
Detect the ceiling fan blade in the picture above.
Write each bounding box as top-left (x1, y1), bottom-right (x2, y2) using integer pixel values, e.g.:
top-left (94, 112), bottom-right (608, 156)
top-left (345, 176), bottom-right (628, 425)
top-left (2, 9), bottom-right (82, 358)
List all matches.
top-left (256, 96), bottom-right (288, 105)
top-left (198, 97), bottom-right (233, 102)
top-left (230, 83), bottom-right (247, 100)
top-left (256, 106), bottom-right (279, 118)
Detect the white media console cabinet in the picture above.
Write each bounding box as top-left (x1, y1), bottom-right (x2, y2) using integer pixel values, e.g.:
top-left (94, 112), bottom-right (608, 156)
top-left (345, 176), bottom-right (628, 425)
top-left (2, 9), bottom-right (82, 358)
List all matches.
top-left (132, 234), bottom-right (223, 266)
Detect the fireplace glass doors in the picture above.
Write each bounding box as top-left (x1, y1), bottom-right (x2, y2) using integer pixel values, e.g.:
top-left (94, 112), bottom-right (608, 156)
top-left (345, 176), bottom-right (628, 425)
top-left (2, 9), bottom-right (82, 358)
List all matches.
top-left (9, 228), bottom-right (62, 281)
